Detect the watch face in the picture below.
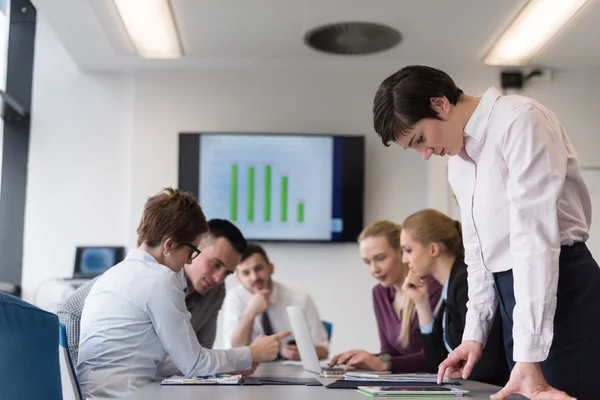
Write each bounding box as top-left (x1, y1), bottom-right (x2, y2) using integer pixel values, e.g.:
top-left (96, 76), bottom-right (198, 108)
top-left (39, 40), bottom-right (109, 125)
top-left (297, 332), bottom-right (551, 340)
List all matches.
top-left (380, 354), bottom-right (391, 361)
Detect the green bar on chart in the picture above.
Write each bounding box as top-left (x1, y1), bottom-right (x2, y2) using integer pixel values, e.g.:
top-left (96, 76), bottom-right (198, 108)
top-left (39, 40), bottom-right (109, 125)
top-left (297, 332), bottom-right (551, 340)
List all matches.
top-left (264, 165), bottom-right (271, 222)
top-left (230, 164), bottom-right (237, 221)
top-left (280, 176), bottom-right (288, 222)
top-left (247, 167), bottom-right (255, 221)
top-left (297, 202), bottom-right (304, 223)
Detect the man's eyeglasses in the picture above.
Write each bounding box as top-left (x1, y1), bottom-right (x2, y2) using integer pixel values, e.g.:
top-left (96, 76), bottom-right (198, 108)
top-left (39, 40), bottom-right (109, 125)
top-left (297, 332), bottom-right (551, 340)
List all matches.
top-left (183, 242), bottom-right (201, 261)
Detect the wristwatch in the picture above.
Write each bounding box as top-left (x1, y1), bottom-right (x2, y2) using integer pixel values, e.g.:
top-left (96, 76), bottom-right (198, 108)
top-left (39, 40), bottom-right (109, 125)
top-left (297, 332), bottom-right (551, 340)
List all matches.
top-left (378, 353), bottom-right (392, 371)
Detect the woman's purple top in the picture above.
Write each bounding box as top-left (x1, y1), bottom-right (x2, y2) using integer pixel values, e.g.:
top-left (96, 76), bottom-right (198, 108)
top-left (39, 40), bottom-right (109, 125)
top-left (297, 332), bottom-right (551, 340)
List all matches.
top-left (372, 277), bottom-right (443, 373)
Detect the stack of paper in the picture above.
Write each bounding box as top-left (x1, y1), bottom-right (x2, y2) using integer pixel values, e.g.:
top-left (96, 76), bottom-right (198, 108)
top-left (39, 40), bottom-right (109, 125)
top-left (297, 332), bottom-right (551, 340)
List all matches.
top-left (161, 374), bottom-right (243, 385)
top-left (343, 373), bottom-right (448, 383)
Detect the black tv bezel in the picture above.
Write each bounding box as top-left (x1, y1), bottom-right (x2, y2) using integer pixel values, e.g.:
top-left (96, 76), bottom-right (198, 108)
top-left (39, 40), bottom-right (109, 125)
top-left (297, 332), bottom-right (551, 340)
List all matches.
top-left (178, 132), bottom-right (365, 243)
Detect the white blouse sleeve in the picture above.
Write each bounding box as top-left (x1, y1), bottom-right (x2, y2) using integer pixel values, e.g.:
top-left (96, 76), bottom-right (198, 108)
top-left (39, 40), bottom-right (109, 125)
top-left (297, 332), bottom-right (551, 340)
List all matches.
top-left (502, 104), bottom-right (566, 362)
top-left (147, 275), bottom-right (253, 375)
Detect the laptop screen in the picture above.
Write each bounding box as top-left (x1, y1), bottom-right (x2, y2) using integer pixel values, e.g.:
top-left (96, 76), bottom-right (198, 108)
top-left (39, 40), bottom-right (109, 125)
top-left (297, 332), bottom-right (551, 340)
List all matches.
top-left (74, 247), bottom-right (125, 277)
top-left (286, 306), bottom-right (323, 374)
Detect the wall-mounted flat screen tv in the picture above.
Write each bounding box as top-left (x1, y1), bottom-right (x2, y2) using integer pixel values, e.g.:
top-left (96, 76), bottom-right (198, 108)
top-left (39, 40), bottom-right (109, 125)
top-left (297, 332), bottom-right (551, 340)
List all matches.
top-left (179, 133), bottom-right (364, 242)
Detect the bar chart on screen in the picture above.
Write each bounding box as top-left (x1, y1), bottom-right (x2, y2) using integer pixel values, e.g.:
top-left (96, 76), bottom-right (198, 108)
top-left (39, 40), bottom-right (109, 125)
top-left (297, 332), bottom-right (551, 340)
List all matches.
top-left (227, 164), bottom-right (305, 224)
top-left (198, 134), bottom-right (333, 240)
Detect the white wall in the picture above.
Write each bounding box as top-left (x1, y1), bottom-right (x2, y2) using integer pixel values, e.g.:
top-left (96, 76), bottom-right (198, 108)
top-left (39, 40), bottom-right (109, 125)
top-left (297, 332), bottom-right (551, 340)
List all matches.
top-left (22, 15), bottom-right (133, 308)
top-left (23, 16), bottom-right (600, 355)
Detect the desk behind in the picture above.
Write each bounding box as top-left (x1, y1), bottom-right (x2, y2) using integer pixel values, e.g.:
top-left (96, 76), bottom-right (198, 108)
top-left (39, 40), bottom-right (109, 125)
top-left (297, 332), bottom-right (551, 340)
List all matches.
top-left (120, 362), bottom-right (522, 399)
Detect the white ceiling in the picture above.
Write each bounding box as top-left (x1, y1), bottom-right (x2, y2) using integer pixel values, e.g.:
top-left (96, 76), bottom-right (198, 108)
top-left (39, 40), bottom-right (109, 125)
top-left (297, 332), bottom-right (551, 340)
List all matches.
top-left (31, 0), bottom-right (600, 72)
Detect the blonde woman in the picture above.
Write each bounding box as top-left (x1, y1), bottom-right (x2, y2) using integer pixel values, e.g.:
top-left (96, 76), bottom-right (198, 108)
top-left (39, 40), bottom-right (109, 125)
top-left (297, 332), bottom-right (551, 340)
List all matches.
top-left (400, 209), bottom-right (508, 385)
top-left (329, 220), bottom-right (442, 372)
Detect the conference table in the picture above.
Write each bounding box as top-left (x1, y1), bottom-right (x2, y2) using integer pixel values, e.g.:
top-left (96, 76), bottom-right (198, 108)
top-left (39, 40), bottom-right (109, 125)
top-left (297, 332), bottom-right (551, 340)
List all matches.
top-left (119, 361), bottom-right (524, 399)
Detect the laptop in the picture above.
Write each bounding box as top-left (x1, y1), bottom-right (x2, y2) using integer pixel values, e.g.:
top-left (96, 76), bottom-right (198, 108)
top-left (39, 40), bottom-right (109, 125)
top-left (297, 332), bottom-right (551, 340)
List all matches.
top-left (286, 306), bottom-right (388, 377)
top-left (67, 246), bottom-right (125, 280)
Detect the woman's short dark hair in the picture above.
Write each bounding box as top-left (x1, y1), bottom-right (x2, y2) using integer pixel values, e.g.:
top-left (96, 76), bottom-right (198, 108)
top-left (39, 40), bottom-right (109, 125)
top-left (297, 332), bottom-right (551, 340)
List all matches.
top-left (373, 65), bottom-right (464, 147)
top-left (136, 187), bottom-right (208, 247)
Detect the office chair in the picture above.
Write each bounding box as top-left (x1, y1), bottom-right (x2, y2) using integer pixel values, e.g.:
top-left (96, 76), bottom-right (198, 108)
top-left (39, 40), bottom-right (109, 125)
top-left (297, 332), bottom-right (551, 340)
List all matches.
top-left (0, 292), bottom-right (62, 400)
top-left (0, 280), bottom-right (21, 297)
top-left (322, 320), bottom-right (333, 342)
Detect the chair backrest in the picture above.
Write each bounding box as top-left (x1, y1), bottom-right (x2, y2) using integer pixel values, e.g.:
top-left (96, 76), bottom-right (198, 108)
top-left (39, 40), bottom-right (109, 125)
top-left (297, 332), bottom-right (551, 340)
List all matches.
top-left (59, 322), bottom-right (82, 400)
top-left (0, 280), bottom-right (21, 297)
top-left (322, 320), bottom-right (333, 342)
top-left (0, 292), bottom-right (63, 400)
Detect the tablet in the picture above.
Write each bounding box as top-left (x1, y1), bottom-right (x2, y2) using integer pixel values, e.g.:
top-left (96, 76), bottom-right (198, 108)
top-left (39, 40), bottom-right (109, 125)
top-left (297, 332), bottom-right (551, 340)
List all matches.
top-left (345, 372), bottom-right (443, 382)
top-left (357, 386), bottom-right (469, 397)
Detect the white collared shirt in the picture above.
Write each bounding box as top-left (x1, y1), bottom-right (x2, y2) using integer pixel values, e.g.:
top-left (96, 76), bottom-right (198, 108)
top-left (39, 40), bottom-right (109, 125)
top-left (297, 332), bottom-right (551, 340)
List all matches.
top-left (77, 249), bottom-right (252, 398)
top-left (449, 87), bottom-right (591, 363)
top-left (222, 281), bottom-right (329, 349)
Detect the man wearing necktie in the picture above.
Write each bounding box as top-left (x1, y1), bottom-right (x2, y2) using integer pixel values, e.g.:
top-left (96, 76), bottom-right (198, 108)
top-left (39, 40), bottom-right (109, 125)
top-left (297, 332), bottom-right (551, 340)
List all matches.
top-left (222, 243), bottom-right (329, 361)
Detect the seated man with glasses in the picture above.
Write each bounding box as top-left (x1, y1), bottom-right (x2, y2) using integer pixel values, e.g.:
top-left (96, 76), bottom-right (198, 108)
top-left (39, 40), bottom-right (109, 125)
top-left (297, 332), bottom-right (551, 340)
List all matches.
top-left (57, 218), bottom-right (247, 366)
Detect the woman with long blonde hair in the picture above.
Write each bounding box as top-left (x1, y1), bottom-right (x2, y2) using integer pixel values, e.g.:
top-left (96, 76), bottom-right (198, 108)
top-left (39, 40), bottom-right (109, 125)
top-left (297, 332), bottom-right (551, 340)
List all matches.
top-left (329, 220), bottom-right (442, 372)
top-left (400, 209), bottom-right (508, 385)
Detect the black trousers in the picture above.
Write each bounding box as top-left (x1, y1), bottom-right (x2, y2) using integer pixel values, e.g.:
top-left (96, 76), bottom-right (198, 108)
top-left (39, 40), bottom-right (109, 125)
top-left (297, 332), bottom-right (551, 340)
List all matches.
top-left (494, 242), bottom-right (600, 399)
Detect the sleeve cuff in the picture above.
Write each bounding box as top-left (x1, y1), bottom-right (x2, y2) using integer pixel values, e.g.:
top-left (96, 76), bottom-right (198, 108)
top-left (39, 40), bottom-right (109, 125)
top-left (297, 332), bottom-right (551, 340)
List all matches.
top-left (513, 334), bottom-right (551, 363)
top-left (156, 357), bottom-right (180, 378)
top-left (462, 316), bottom-right (490, 347)
top-left (233, 346), bottom-right (253, 371)
top-left (420, 321), bottom-right (434, 334)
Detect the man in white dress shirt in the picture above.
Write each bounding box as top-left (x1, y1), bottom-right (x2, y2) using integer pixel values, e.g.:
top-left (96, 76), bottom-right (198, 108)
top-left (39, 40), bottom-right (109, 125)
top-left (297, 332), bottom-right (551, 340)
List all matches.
top-left (222, 243), bottom-right (329, 360)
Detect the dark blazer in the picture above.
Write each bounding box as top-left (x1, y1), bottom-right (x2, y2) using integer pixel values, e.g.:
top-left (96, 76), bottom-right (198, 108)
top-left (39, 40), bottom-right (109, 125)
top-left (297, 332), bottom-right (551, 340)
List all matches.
top-left (418, 258), bottom-right (509, 386)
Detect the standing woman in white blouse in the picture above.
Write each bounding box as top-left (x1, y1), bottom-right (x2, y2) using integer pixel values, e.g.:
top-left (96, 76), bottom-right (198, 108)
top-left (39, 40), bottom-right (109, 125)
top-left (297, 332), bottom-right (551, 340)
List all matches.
top-left (371, 65), bottom-right (600, 400)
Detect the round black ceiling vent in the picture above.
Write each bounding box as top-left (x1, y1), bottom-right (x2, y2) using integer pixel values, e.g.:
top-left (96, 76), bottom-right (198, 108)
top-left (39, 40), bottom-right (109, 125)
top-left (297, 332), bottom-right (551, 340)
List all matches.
top-left (304, 22), bottom-right (402, 55)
